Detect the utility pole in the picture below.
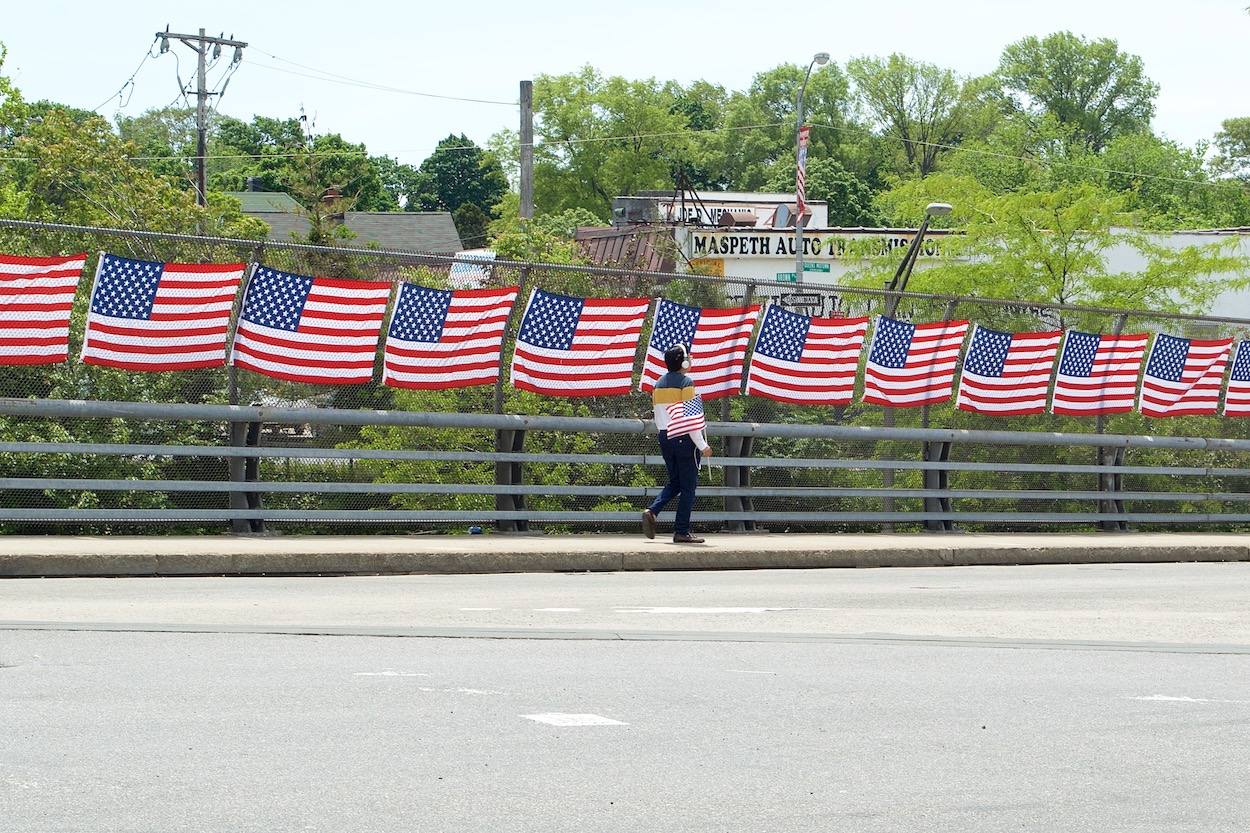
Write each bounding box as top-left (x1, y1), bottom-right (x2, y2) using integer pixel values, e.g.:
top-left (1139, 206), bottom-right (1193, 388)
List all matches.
top-left (158, 28), bottom-right (248, 206)
top-left (519, 80), bottom-right (534, 222)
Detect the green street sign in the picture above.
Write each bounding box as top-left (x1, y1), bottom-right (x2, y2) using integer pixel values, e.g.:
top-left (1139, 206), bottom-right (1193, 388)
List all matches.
top-left (803, 262), bottom-right (831, 273)
top-left (775, 272), bottom-right (798, 282)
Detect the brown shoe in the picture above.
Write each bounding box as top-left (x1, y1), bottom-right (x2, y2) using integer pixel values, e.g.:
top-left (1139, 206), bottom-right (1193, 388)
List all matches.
top-left (641, 509), bottom-right (657, 539)
top-left (672, 533), bottom-right (705, 544)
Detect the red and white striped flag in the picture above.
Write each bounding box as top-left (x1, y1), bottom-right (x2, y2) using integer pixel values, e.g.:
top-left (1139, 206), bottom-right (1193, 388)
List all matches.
top-left (796, 125), bottom-right (810, 219)
top-left (1223, 341), bottom-right (1250, 416)
top-left (510, 288), bottom-right (649, 396)
top-left (1138, 333), bottom-right (1232, 418)
top-left (81, 253), bottom-right (245, 371)
top-left (0, 252), bottom-right (86, 365)
top-left (382, 283), bottom-right (518, 390)
top-left (1050, 330), bottom-right (1148, 416)
top-left (665, 394), bottom-right (706, 440)
top-left (639, 298), bottom-right (760, 400)
top-left (863, 316), bottom-right (969, 407)
top-left (956, 325), bottom-right (1062, 416)
top-left (230, 265), bottom-right (391, 385)
top-left (744, 305), bottom-right (868, 405)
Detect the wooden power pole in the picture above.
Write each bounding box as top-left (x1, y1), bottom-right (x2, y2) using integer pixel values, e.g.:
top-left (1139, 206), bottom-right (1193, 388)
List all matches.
top-left (159, 28), bottom-right (248, 206)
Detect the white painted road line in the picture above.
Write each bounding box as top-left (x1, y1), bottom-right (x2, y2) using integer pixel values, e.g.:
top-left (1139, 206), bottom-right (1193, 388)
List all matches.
top-left (1130, 695), bottom-right (1250, 704)
top-left (522, 713), bottom-right (628, 726)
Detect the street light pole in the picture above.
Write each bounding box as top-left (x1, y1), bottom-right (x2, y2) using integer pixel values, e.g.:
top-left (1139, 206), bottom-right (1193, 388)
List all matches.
top-left (794, 52), bottom-right (829, 283)
top-left (883, 202), bottom-right (952, 317)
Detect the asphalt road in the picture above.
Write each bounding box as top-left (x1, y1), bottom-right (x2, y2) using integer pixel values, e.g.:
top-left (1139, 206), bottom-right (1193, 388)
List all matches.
top-left (2, 563), bottom-right (1249, 832)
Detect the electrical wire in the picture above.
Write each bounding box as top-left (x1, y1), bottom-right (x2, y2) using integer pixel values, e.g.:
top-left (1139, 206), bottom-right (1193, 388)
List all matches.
top-left (247, 49), bottom-right (516, 106)
top-left (91, 37), bottom-right (162, 113)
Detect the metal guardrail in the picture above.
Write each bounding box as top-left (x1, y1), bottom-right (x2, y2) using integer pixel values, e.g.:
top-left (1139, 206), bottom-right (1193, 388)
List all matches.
top-left (2, 398), bottom-right (1250, 533)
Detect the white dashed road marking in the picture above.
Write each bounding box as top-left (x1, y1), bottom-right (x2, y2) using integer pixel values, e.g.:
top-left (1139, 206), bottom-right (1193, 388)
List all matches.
top-left (523, 713), bottom-right (628, 726)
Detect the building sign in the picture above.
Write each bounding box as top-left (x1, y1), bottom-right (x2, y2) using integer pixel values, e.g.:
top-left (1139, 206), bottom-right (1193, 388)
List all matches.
top-left (690, 229), bottom-right (947, 260)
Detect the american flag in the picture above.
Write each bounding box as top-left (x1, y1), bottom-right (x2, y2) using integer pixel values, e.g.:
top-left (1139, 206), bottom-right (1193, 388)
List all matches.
top-left (744, 305), bottom-right (868, 405)
top-left (1223, 341), bottom-right (1250, 416)
top-left (382, 283), bottom-right (518, 390)
top-left (81, 253), bottom-right (245, 371)
top-left (796, 125), bottom-right (810, 219)
top-left (1050, 330), bottom-right (1148, 416)
top-left (510, 288), bottom-right (650, 397)
top-left (639, 298), bottom-right (760, 399)
top-left (230, 266), bottom-right (391, 385)
top-left (955, 325), bottom-right (1062, 416)
top-left (862, 316), bottom-right (970, 407)
top-left (0, 252), bottom-right (86, 365)
top-left (1138, 333), bottom-right (1232, 418)
top-left (665, 394), bottom-right (706, 440)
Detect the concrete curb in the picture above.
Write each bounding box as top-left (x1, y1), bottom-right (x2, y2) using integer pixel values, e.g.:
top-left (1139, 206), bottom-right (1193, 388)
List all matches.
top-left (1, 533), bottom-right (1248, 577)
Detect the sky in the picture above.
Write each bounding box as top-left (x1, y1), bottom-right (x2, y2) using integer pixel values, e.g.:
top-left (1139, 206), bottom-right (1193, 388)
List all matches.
top-left (1, 0), bottom-right (1248, 169)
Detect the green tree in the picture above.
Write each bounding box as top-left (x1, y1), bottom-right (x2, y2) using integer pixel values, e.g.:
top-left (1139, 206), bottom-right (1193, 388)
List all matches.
top-left (996, 31), bottom-right (1159, 153)
top-left (855, 174), bottom-right (1247, 327)
top-left (846, 53), bottom-right (978, 178)
top-left (694, 62), bottom-right (859, 191)
top-left (530, 67), bottom-right (697, 218)
top-left (414, 134), bottom-right (508, 218)
top-left (764, 156), bottom-right (880, 226)
top-left (1213, 117), bottom-right (1250, 180)
top-left (452, 201), bottom-right (490, 248)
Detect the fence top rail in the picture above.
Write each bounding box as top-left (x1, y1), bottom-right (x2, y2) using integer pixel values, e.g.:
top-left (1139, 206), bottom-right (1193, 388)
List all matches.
top-left (4, 397), bottom-right (1250, 453)
top-left (4, 217), bottom-right (1248, 327)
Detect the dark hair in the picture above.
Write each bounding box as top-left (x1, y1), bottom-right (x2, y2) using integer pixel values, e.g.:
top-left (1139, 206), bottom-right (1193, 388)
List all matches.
top-left (664, 344), bottom-right (688, 372)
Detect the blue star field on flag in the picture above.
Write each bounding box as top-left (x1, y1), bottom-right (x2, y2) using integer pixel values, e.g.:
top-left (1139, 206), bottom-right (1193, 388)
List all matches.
top-left (1144, 334), bottom-right (1190, 383)
top-left (754, 306), bottom-right (810, 362)
top-left (1059, 331), bottom-right (1101, 377)
top-left (517, 290), bottom-right (585, 351)
top-left (868, 316), bottom-right (915, 368)
top-left (647, 300), bottom-right (701, 351)
top-left (241, 267), bottom-right (314, 331)
top-left (389, 285), bottom-right (453, 343)
top-left (91, 255), bottom-right (163, 319)
top-left (963, 327), bottom-right (1013, 377)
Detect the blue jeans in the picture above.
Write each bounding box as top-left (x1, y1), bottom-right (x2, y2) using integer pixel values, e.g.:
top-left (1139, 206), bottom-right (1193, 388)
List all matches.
top-left (648, 432), bottom-right (701, 536)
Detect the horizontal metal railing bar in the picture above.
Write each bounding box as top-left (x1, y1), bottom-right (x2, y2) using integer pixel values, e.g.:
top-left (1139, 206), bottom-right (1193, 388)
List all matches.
top-left (5, 443), bottom-right (1250, 480)
top-left (1, 509), bottom-right (1248, 524)
top-left (2, 477), bottom-right (1248, 504)
top-left (7, 398), bottom-right (1250, 453)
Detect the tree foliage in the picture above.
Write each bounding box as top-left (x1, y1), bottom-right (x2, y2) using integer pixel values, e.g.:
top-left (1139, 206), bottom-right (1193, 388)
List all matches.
top-left (996, 31), bottom-right (1158, 153)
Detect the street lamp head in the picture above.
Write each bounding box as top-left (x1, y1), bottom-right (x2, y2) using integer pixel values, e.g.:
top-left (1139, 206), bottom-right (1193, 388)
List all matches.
top-left (813, 52), bottom-right (830, 65)
top-left (925, 202), bottom-right (953, 216)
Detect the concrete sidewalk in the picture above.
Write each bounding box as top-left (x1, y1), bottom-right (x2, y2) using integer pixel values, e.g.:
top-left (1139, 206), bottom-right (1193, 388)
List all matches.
top-left (1, 531), bottom-right (1248, 577)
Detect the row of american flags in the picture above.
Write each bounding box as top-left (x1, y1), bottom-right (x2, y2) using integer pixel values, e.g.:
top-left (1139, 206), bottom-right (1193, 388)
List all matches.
top-left (4, 251), bottom-right (1250, 417)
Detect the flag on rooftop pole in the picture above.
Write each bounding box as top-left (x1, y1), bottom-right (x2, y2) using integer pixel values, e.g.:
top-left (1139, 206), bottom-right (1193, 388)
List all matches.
top-left (81, 253), bottom-right (245, 371)
top-left (639, 298), bottom-right (760, 400)
top-left (1138, 333), bottom-right (1232, 418)
top-left (510, 288), bottom-right (650, 397)
top-left (1050, 330), bottom-right (1148, 416)
top-left (1222, 340), bottom-right (1250, 416)
top-left (229, 265), bottom-right (391, 385)
top-left (862, 316), bottom-right (969, 407)
top-left (744, 304), bottom-right (868, 406)
top-left (382, 283), bottom-right (519, 390)
top-left (0, 252), bottom-right (86, 365)
top-left (955, 325), bottom-right (1062, 416)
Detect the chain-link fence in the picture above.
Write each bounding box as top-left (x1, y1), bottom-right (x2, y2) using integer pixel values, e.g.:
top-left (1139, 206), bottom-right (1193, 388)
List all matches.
top-left (3, 217), bottom-right (1250, 535)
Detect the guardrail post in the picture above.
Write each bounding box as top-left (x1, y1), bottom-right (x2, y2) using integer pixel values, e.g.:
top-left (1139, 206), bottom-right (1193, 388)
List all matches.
top-left (494, 428), bottom-right (528, 532)
top-left (228, 415), bottom-right (264, 534)
top-left (1097, 445), bottom-right (1129, 532)
top-left (922, 440), bottom-right (955, 531)
top-left (721, 435), bottom-right (756, 532)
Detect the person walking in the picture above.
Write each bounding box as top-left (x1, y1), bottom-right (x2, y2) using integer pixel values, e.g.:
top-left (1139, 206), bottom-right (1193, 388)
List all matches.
top-left (642, 343), bottom-right (711, 543)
